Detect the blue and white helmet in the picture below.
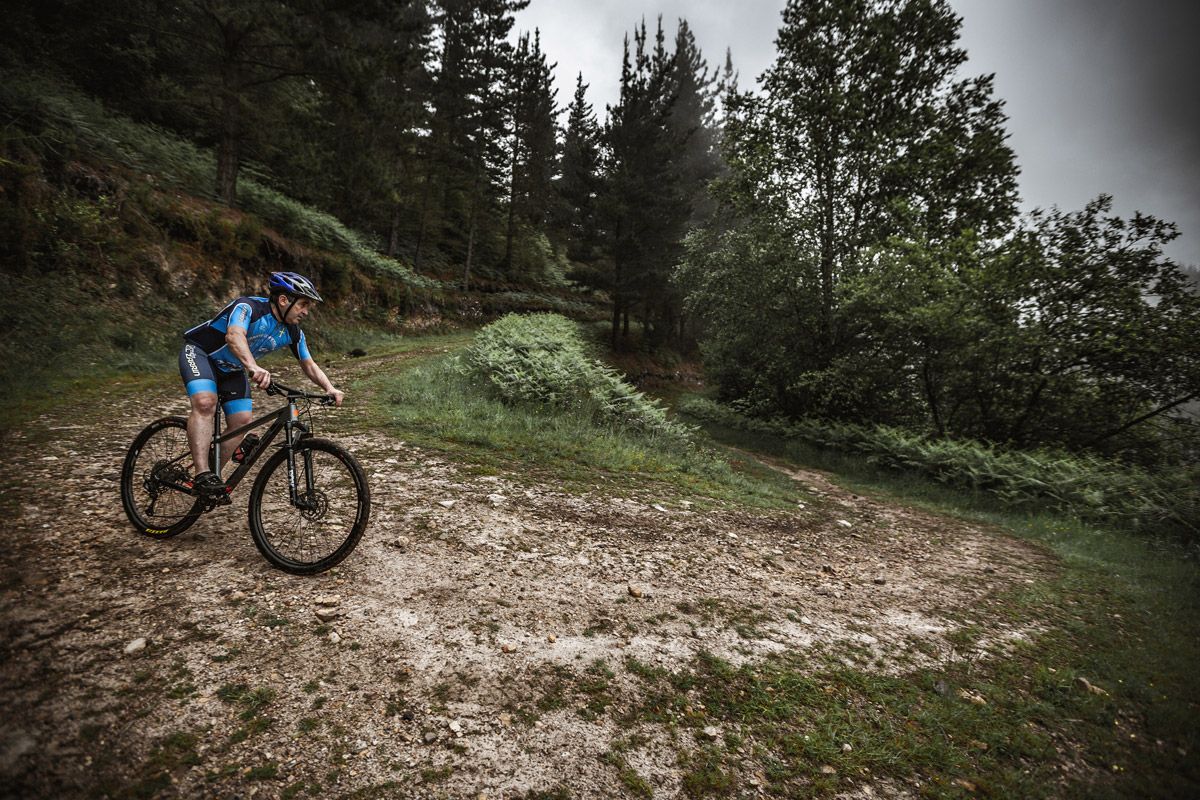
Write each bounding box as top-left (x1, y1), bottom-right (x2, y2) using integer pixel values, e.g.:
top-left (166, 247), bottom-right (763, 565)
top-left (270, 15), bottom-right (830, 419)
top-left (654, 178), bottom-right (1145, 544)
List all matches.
top-left (269, 271), bottom-right (323, 303)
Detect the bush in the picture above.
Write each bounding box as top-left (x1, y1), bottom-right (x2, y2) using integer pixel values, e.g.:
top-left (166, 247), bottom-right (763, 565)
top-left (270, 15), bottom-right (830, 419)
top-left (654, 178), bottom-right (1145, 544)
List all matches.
top-left (679, 396), bottom-right (1200, 539)
top-left (463, 314), bottom-right (692, 443)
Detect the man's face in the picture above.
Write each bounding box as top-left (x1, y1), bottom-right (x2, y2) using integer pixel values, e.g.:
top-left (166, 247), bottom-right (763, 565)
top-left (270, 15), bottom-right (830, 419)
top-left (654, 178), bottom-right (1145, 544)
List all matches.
top-left (284, 297), bottom-right (314, 322)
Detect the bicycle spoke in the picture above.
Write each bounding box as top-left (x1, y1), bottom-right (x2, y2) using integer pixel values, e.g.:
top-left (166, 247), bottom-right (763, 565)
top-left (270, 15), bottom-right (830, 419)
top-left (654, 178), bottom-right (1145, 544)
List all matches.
top-left (256, 448), bottom-right (361, 566)
top-left (122, 417), bottom-right (203, 539)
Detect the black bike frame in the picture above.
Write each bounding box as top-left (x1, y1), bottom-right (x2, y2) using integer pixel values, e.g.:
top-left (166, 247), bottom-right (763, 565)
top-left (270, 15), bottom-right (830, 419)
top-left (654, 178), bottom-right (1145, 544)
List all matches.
top-left (154, 384), bottom-right (326, 506)
top-left (212, 397), bottom-right (312, 498)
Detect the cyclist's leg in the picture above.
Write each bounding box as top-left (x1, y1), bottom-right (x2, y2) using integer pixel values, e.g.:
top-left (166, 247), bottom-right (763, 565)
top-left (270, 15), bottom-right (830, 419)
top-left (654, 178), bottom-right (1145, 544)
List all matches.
top-left (217, 370), bottom-right (253, 469)
top-left (180, 343), bottom-right (219, 476)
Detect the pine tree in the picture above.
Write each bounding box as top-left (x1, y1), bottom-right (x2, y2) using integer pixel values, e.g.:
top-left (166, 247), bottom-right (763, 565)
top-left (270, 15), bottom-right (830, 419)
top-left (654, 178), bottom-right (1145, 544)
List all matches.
top-left (503, 30), bottom-right (558, 277)
top-left (555, 73), bottom-right (603, 262)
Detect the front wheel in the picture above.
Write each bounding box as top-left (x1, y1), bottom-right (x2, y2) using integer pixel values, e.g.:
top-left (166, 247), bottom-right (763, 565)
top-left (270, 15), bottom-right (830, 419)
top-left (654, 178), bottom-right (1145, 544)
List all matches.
top-left (248, 437), bottom-right (370, 575)
top-left (120, 416), bottom-right (204, 538)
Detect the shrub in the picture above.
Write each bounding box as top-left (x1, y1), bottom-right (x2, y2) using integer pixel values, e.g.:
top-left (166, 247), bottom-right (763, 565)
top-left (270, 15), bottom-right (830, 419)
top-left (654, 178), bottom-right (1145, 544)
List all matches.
top-left (679, 396), bottom-right (1200, 539)
top-left (464, 314), bottom-right (692, 443)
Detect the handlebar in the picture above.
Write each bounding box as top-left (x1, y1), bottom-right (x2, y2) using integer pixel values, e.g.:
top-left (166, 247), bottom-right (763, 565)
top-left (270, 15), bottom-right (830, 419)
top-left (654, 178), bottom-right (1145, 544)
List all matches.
top-left (263, 379), bottom-right (336, 406)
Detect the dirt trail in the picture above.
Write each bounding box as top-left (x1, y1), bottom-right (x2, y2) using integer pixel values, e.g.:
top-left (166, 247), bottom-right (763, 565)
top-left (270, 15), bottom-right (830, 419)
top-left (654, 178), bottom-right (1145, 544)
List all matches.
top-left (0, 349), bottom-right (1054, 798)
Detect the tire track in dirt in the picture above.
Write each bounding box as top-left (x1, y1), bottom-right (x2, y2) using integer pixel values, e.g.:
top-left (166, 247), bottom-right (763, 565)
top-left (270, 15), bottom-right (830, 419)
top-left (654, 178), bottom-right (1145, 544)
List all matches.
top-left (0, 347), bottom-right (1056, 798)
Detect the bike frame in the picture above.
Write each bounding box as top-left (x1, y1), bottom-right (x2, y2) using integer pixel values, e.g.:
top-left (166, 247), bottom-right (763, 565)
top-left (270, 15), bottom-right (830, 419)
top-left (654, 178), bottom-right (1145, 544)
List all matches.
top-left (211, 397), bottom-right (313, 501)
top-left (154, 383), bottom-right (328, 508)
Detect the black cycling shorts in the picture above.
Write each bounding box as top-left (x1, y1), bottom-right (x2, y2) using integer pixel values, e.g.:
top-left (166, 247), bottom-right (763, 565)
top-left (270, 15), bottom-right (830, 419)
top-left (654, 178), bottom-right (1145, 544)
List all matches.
top-left (179, 342), bottom-right (253, 415)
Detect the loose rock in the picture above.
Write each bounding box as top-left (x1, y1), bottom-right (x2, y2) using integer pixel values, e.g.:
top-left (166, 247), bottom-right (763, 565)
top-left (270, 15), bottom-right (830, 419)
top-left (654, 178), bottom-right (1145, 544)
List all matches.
top-left (315, 607), bottom-right (343, 623)
top-left (123, 638), bottom-right (146, 654)
top-left (1075, 676), bottom-right (1109, 696)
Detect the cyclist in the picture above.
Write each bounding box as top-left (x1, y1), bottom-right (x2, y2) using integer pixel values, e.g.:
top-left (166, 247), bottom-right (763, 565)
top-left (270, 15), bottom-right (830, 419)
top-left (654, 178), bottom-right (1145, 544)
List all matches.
top-left (179, 271), bottom-right (344, 497)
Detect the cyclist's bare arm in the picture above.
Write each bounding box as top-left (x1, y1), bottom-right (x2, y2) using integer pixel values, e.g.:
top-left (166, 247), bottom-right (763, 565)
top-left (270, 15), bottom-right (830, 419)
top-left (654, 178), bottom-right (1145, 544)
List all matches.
top-left (300, 358), bottom-right (343, 406)
top-left (224, 327), bottom-right (271, 388)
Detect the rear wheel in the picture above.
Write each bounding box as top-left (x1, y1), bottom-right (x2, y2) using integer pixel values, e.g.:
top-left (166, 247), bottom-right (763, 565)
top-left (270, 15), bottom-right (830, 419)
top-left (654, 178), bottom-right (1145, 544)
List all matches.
top-left (248, 437), bottom-right (370, 575)
top-left (120, 416), bottom-right (204, 538)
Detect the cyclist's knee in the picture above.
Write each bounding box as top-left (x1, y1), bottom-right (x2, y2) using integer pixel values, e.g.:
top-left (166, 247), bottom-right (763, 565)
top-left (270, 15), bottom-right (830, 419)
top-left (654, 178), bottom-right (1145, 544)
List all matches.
top-left (190, 393), bottom-right (218, 416)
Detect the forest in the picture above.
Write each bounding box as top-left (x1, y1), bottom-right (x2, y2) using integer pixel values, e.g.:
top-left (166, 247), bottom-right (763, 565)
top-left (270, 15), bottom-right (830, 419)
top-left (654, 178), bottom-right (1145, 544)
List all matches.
top-left (5, 0), bottom-right (1199, 471)
top-left (3, 2), bottom-right (1200, 798)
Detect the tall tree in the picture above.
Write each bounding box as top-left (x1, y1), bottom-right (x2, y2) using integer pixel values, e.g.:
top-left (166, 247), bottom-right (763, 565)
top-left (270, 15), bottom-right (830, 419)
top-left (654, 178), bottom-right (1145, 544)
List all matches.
top-left (555, 73), bottom-right (603, 263)
top-left (682, 0), bottom-right (1019, 415)
top-left (502, 30), bottom-right (558, 276)
top-left (421, 0), bottom-right (528, 285)
top-left (599, 17), bottom-right (720, 349)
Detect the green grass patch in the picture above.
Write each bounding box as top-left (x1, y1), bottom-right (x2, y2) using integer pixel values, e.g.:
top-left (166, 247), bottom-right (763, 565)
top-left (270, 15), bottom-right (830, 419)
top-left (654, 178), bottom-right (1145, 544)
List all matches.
top-left (364, 347), bottom-right (800, 510)
top-left (641, 416), bottom-right (1200, 798)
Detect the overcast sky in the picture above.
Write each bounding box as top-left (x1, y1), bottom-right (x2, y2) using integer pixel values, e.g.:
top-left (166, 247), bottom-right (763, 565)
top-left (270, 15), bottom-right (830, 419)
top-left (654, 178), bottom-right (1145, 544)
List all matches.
top-left (513, 0), bottom-right (1200, 267)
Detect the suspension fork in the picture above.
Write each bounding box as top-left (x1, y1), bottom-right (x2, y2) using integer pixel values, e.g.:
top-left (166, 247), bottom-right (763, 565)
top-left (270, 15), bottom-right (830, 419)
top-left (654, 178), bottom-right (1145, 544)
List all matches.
top-left (284, 400), bottom-right (317, 509)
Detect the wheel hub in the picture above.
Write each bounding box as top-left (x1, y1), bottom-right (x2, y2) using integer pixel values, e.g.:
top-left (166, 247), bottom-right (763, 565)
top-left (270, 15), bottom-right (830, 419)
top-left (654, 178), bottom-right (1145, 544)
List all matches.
top-left (297, 489), bottom-right (329, 521)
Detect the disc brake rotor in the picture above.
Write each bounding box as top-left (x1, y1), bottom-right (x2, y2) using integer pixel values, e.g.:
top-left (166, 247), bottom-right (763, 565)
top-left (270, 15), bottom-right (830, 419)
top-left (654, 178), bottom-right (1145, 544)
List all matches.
top-left (297, 489), bottom-right (329, 522)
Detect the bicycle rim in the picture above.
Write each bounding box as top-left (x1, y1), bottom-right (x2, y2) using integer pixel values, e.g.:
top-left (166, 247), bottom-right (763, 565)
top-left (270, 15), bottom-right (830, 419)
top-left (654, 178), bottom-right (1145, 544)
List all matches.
top-left (121, 417), bottom-right (203, 538)
top-left (249, 439), bottom-right (369, 574)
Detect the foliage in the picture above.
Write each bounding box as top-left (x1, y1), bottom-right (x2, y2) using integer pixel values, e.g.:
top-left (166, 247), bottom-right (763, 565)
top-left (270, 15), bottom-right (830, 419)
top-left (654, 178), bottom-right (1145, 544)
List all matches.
top-left (463, 314), bottom-right (692, 441)
top-left (680, 395), bottom-right (1200, 539)
top-left (681, 0), bottom-right (1199, 468)
top-left (597, 18), bottom-right (722, 350)
top-left (0, 72), bottom-right (438, 293)
top-left (369, 346), bottom-right (795, 508)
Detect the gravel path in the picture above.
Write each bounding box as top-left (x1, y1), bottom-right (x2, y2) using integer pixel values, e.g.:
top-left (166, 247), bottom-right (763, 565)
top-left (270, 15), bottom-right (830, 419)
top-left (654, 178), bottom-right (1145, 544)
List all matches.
top-left (0, 350), bottom-right (1053, 798)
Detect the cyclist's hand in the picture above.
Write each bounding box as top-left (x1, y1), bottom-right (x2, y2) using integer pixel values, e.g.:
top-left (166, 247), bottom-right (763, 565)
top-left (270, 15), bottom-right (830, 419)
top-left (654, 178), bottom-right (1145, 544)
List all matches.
top-left (329, 389), bottom-right (344, 407)
top-left (248, 366), bottom-right (272, 390)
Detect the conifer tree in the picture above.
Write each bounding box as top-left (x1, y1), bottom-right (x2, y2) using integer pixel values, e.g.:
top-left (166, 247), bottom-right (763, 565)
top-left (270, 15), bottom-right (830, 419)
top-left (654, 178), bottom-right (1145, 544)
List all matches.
top-left (418, 0), bottom-right (527, 282)
top-left (556, 73), bottom-right (603, 263)
top-left (503, 30), bottom-right (558, 276)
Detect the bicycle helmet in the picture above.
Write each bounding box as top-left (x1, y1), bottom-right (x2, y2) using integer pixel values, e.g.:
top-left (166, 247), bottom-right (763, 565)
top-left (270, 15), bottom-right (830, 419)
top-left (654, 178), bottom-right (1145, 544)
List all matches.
top-left (268, 271), bottom-right (323, 303)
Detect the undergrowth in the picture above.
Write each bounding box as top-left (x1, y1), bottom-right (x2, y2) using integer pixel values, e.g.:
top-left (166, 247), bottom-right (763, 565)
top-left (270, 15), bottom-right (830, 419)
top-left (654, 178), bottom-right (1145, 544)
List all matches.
top-left (367, 350), bottom-right (797, 509)
top-left (464, 314), bottom-right (692, 442)
top-left (679, 395), bottom-right (1200, 541)
top-left (0, 70), bottom-right (437, 292)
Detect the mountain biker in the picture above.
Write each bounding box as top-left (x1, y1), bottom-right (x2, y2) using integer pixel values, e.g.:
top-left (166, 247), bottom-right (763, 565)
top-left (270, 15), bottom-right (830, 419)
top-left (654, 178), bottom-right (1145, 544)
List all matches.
top-left (179, 271), bottom-right (344, 497)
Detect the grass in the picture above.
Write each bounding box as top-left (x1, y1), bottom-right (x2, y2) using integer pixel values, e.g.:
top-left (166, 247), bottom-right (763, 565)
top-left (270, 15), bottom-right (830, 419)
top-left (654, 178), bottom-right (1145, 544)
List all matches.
top-left (361, 350), bottom-right (802, 510)
top-left (619, 414), bottom-right (1200, 798)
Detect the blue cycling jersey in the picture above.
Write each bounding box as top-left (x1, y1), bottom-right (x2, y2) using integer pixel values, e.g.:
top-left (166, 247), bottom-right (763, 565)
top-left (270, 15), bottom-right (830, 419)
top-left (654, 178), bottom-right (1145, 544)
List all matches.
top-left (183, 296), bottom-right (311, 373)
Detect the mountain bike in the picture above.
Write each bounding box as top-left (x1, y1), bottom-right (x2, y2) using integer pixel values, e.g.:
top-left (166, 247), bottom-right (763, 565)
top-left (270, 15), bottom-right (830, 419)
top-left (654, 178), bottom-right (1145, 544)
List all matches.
top-left (120, 380), bottom-right (370, 575)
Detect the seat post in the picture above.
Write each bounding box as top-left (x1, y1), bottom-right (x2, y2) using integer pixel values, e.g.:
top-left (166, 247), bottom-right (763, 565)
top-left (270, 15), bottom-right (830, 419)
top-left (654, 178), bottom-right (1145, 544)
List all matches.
top-left (213, 402), bottom-right (223, 478)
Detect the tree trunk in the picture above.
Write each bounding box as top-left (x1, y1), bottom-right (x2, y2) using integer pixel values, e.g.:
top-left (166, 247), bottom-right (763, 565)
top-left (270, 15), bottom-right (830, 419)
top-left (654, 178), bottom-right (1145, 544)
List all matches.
top-left (413, 177), bottom-right (431, 271)
top-left (215, 33), bottom-right (242, 206)
top-left (463, 205), bottom-right (477, 293)
top-left (216, 88), bottom-right (241, 205)
top-left (922, 356), bottom-right (945, 437)
top-left (611, 299), bottom-right (621, 350)
top-left (387, 202), bottom-right (403, 258)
